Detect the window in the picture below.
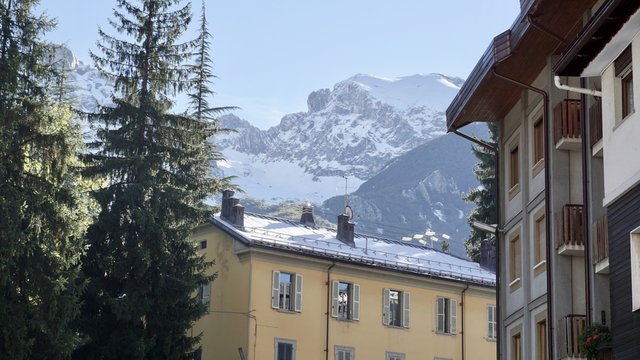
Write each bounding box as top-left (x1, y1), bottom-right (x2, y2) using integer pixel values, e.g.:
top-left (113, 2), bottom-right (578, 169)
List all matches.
top-left (512, 332), bottom-right (522, 360)
top-left (487, 305), bottom-right (497, 341)
top-left (194, 347), bottom-right (202, 360)
top-left (510, 234), bottom-right (521, 287)
top-left (615, 46), bottom-right (634, 120)
top-left (199, 240), bottom-right (207, 250)
top-left (331, 281), bottom-right (360, 321)
top-left (382, 288), bottom-right (410, 328)
top-left (335, 346), bottom-right (354, 360)
top-left (537, 319), bottom-right (547, 360)
top-left (615, 46), bottom-right (634, 121)
top-left (272, 271), bottom-right (303, 312)
top-left (275, 339), bottom-right (295, 360)
top-left (385, 352), bottom-right (405, 360)
top-left (631, 227), bottom-right (640, 311)
top-left (533, 118), bottom-right (544, 166)
top-left (436, 296), bottom-right (457, 334)
top-left (510, 143), bottom-right (520, 190)
top-left (198, 282), bottom-right (211, 310)
top-left (534, 212), bottom-right (546, 274)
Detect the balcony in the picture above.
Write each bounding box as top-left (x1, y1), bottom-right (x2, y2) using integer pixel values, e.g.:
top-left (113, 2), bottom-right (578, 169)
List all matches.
top-left (559, 314), bottom-right (586, 359)
top-left (592, 215), bottom-right (609, 274)
top-left (589, 100), bottom-right (603, 157)
top-left (556, 205), bottom-right (584, 256)
top-left (554, 99), bottom-right (582, 151)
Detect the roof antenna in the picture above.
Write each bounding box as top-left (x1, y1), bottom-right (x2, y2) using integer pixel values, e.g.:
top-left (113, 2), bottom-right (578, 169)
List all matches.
top-left (343, 175), bottom-right (349, 209)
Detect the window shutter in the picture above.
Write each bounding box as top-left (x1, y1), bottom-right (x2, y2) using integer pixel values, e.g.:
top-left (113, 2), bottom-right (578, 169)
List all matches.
top-left (352, 284), bottom-right (360, 321)
top-left (202, 282), bottom-right (211, 309)
top-left (271, 271), bottom-right (280, 309)
top-left (331, 280), bottom-right (339, 318)
top-left (488, 306), bottom-right (494, 338)
top-left (402, 291), bottom-right (411, 328)
top-left (294, 274), bottom-right (303, 312)
top-left (450, 299), bottom-right (458, 334)
top-left (436, 297), bottom-right (445, 332)
top-left (382, 288), bottom-right (390, 325)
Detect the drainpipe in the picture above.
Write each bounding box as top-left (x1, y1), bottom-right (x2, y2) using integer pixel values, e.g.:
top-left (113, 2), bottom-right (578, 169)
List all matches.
top-left (554, 75), bottom-right (600, 325)
top-left (554, 76), bottom-right (602, 97)
top-left (325, 262), bottom-right (336, 360)
top-left (452, 130), bottom-right (500, 360)
top-left (492, 67), bottom-right (553, 360)
top-left (461, 284), bottom-right (470, 360)
top-left (580, 78), bottom-right (594, 326)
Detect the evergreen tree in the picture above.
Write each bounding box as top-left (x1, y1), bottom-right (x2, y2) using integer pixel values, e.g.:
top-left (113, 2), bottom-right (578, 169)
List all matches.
top-left (76, 1), bottom-right (233, 358)
top-left (463, 123), bottom-right (497, 262)
top-left (0, 0), bottom-right (90, 358)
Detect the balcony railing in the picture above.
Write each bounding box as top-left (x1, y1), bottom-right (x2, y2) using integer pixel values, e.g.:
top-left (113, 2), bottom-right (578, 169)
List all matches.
top-left (589, 100), bottom-right (603, 148)
top-left (559, 314), bottom-right (586, 359)
top-left (592, 215), bottom-right (608, 263)
top-left (592, 215), bottom-right (609, 274)
top-left (556, 205), bottom-right (584, 256)
top-left (554, 99), bottom-right (582, 150)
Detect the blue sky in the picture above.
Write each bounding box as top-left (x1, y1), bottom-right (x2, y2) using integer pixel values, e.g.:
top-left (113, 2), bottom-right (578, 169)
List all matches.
top-left (39, 0), bottom-right (519, 129)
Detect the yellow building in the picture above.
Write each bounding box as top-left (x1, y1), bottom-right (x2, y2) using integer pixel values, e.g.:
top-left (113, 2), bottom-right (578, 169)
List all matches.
top-left (191, 191), bottom-right (496, 360)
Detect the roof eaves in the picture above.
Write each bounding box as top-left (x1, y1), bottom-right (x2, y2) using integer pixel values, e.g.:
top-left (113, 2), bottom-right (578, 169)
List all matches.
top-left (554, 0), bottom-right (638, 76)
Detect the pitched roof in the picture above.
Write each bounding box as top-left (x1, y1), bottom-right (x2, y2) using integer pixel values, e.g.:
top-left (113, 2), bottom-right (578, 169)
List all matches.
top-left (210, 212), bottom-right (495, 287)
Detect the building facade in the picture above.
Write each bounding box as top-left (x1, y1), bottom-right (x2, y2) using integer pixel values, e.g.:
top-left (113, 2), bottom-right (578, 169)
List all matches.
top-left (191, 192), bottom-right (496, 360)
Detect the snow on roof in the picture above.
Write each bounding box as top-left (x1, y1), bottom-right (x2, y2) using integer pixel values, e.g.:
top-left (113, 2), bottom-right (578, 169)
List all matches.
top-left (211, 213), bottom-right (495, 287)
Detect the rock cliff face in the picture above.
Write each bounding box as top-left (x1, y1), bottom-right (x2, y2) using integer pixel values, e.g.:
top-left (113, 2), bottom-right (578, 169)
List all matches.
top-left (214, 73), bottom-right (465, 202)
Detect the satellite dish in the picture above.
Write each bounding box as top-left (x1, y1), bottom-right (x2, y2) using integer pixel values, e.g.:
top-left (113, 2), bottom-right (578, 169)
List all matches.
top-left (344, 205), bottom-right (353, 221)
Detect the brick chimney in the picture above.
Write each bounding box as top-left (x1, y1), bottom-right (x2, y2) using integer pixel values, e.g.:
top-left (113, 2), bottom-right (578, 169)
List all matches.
top-left (336, 214), bottom-right (354, 246)
top-left (479, 239), bottom-right (497, 272)
top-left (221, 190), bottom-right (244, 229)
top-left (300, 202), bottom-right (315, 226)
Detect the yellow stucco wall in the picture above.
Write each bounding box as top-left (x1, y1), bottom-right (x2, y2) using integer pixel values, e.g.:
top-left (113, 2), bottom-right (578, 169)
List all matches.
top-left (191, 224), bottom-right (252, 360)
top-left (192, 223), bottom-right (496, 360)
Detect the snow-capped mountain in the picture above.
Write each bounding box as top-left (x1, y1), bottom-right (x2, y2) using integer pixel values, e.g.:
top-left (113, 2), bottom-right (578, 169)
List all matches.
top-left (216, 73), bottom-right (464, 203)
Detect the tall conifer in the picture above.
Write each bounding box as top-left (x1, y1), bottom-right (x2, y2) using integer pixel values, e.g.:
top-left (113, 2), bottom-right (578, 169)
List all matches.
top-left (76, 1), bottom-right (233, 358)
top-left (0, 0), bottom-right (90, 358)
top-left (463, 123), bottom-right (497, 262)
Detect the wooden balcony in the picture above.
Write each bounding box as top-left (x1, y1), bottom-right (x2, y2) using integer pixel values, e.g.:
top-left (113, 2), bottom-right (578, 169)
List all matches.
top-left (592, 215), bottom-right (609, 274)
top-left (554, 99), bottom-right (582, 151)
top-left (556, 205), bottom-right (584, 256)
top-left (589, 100), bottom-right (603, 157)
top-left (559, 314), bottom-right (586, 359)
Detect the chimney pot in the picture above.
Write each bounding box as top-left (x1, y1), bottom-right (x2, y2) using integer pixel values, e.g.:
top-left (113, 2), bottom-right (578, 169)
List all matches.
top-left (300, 203), bottom-right (315, 226)
top-left (336, 214), bottom-right (355, 246)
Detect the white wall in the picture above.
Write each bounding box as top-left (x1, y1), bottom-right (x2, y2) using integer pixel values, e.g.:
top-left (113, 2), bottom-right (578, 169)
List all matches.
top-left (602, 36), bottom-right (640, 206)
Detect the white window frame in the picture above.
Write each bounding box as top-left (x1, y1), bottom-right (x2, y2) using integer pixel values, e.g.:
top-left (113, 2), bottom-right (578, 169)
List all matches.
top-left (487, 304), bottom-right (497, 341)
top-left (382, 288), bottom-right (410, 328)
top-left (334, 345), bottom-right (355, 360)
top-left (385, 352), bottom-right (405, 360)
top-left (331, 280), bottom-right (360, 321)
top-left (272, 271), bottom-right (303, 312)
top-left (436, 296), bottom-right (457, 335)
top-left (198, 282), bottom-right (211, 311)
top-left (275, 338), bottom-right (296, 360)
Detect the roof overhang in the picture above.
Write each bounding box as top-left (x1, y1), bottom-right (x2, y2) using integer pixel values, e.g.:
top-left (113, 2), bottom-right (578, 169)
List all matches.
top-left (554, 0), bottom-right (640, 77)
top-left (446, 0), bottom-right (599, 131)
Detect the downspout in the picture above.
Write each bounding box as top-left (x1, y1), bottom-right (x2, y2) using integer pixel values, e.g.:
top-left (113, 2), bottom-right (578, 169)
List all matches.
top-left (325, 262), bottom-right (336, 360)
top-left (492, 67), bottom-right (553, 360)
top-left (452, 130), bottom-right (500, 360)
top-left (554, 76), bottom-right (602, 97)
top-left (461, 284), bottom-right (470, 360)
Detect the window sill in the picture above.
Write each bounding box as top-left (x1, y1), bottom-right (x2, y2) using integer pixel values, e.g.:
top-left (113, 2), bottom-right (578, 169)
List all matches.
top-left (532, 159), bottom-right (544, 178)
top-left (385, 325), bottom-right (409, 330)
top-left (275, 309), bottom-right (299, 314)
top-left (509, 277), bottom-right (521, 292)
top-left (336, 318), bottom-right (356, 322)
top-left (508, 184), bottom-right (520, 200)
top-left (614, 109), bottom-right (635, 130)
top-left (533, 260), bottom-right (546, 276)
top-left (485, 337), bottom-right (497, 342)
top-left (435, 331), bottom-right (457, 336)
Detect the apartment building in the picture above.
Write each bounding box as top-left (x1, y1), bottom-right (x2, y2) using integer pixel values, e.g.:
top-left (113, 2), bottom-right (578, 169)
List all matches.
top-left (445, 0), bottom-right (603, 359)
top-left (191, 191), bottom-right (496, 360)
top-left (554, 0), bottom-right (640, 358)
